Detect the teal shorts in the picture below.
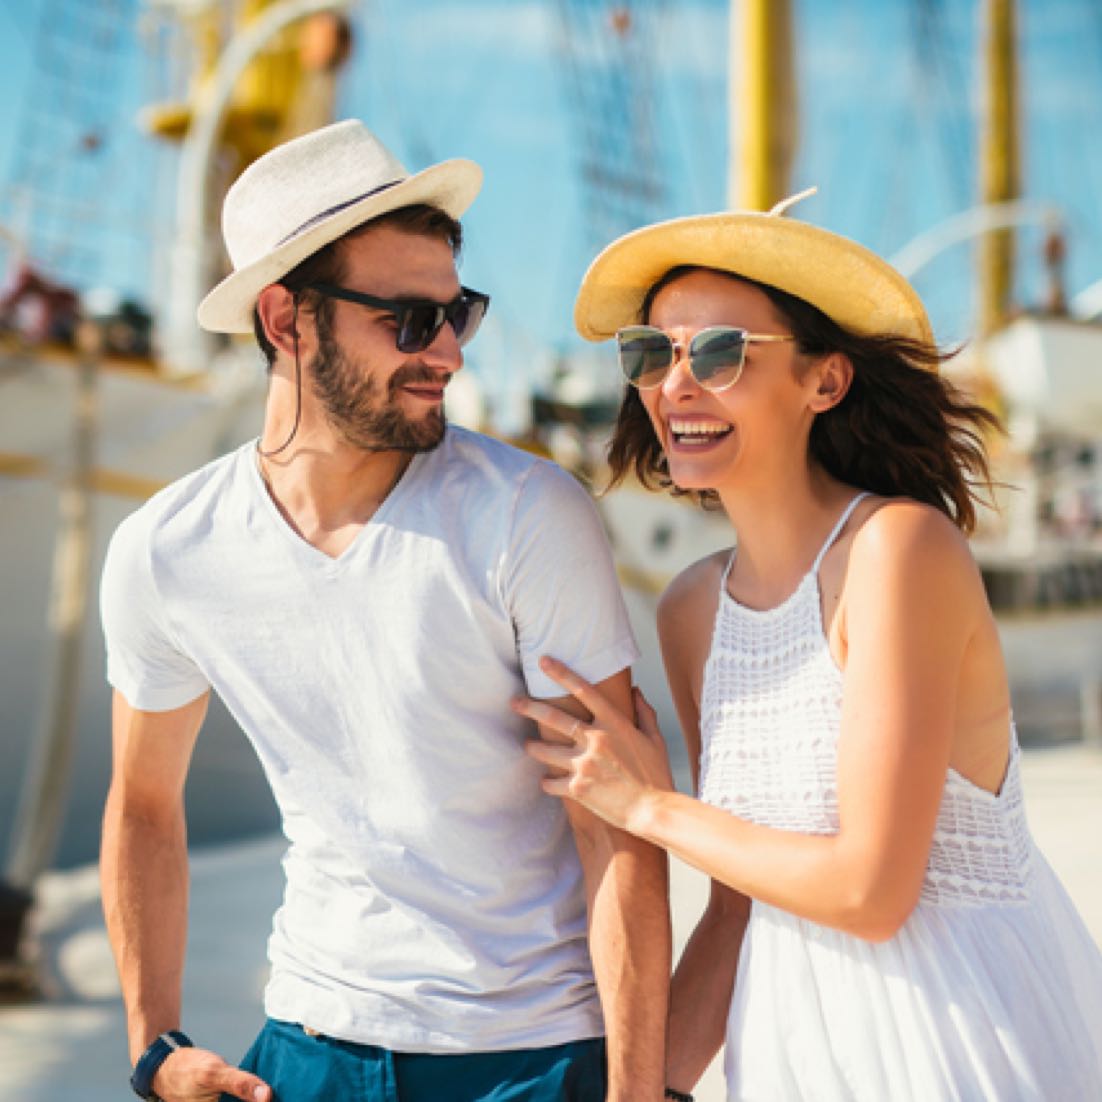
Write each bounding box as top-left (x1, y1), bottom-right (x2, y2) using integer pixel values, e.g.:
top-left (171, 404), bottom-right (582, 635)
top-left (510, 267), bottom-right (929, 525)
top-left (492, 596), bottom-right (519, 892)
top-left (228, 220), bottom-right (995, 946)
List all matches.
top-left (222, 1018), bottom-right (607, 1102)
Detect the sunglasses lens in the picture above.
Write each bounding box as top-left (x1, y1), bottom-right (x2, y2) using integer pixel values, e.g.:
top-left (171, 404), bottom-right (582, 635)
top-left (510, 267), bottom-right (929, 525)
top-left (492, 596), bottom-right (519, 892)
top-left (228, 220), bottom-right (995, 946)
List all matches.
top-left (450, 292), bottom-right (488, 348)
top-left (691, 328), bottom-right (747, 390)
top-left (396, 305), bottom-right (444, 354)
top-left (618, 327), bottom-right (672, 389)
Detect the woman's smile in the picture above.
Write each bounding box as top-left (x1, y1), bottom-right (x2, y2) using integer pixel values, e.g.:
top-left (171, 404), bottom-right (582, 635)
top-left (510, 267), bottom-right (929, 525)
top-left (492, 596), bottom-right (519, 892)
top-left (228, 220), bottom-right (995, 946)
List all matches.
top-left (665, 416), bottom-right (734, 449)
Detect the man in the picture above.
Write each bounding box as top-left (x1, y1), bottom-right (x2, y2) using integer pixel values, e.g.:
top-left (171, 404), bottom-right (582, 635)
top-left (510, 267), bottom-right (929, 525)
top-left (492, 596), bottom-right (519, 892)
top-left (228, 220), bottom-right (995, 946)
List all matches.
top-left (99, 120), bottom-right (670, 1102)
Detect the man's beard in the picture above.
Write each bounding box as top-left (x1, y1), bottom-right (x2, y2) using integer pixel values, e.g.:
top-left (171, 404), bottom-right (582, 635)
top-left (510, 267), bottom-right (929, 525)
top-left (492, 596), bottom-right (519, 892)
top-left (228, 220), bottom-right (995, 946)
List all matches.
top-left (309, 324), bottom-right (447, 454)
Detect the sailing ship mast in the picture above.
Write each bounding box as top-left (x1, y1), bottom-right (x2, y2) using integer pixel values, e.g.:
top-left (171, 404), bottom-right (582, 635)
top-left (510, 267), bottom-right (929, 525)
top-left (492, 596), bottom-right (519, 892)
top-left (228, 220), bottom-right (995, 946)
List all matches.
top-left (728, 0), bottom-right (796, 211)
top-left (978, 0), bottom-right (1019, 335)
top-left (145, 0), bottom-right (351, 374)
top-left (557, 1), bottom-right (668, 253)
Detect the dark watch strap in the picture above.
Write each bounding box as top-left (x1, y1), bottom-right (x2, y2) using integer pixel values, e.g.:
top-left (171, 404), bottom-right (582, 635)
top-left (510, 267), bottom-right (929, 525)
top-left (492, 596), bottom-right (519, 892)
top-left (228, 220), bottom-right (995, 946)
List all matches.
top-left (130, 1029), bottom-right (193, 1101)
top-left (665, 1089), bottom-right (695, 1102)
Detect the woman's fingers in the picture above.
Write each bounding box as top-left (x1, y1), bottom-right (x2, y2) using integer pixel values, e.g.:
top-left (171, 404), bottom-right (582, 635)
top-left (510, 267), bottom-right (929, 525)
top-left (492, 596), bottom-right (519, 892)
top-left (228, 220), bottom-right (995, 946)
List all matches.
top-left (634, 683), bottom-right (665, 753)
top-left (526, 739), bottom-right (576, 771)
top-left (510, 695), bottom-right (582, 742)
top-left (632, 687), bottom-right (661, 738)
top-left (536, 656), bottom-right (610, 720)
top-left (540, 774), bottom-right (573, 799)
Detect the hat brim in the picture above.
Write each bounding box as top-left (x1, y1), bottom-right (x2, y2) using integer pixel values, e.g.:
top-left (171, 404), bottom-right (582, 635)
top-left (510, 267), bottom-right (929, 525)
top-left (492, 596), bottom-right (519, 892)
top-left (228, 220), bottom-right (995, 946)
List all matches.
top-left (197, 158), bottom-right (482, 334)
top-left (574, 212), bottom-right (933, 347)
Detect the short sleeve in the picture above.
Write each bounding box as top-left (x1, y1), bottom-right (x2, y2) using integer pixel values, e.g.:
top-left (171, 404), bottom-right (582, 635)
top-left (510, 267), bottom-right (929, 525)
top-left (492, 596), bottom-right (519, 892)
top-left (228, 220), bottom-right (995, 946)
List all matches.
top-left (503, 461), bottom-right (639, 698)
top-left (99, 509), bottom-right (210, 711)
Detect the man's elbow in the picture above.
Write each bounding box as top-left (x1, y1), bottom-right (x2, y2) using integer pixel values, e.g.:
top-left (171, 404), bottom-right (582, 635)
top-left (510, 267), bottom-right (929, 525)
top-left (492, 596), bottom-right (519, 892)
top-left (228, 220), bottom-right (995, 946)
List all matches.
top-left (103, 780), bottom-right (185, 843)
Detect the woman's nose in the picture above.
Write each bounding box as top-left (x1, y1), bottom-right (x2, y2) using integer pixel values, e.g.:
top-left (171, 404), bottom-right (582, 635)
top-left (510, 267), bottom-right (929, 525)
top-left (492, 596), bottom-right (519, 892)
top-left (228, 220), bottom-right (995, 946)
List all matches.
top-left (660, 349), bottom-right (700, 400)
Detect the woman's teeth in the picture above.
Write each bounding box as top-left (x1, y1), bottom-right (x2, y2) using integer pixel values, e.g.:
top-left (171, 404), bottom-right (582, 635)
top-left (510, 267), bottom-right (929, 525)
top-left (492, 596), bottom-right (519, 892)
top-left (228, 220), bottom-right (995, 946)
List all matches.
top-left (669, 419), bottom-right (732, 446)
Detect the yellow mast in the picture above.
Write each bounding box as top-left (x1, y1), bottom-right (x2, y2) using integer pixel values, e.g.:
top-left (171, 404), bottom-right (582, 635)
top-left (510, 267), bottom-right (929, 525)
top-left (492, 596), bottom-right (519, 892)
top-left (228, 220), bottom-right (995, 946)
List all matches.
top-left (729, 0), bottom-right (796, 212)
top-left (978, 0), bottom-right (1020, 335)
top-left (144, 1), bottom-right (350, 169)
top-left (142, 1), bottom-right (351, 374)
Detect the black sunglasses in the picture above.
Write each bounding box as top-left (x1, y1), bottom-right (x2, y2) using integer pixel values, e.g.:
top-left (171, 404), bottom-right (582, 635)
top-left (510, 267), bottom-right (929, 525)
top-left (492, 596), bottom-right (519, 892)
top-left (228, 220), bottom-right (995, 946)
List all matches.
top-left (616, 324), bottom-right (796, 392)
top-left (303, 282), bottom-right (490, 353)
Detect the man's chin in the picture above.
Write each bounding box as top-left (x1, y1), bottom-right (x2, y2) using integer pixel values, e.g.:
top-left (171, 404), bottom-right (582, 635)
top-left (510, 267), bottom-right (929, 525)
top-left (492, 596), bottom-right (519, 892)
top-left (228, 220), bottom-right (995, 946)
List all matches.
top-left (407, 409), bottom-right (447, 452)
top-left (350, 409), bottom-right (447, 454)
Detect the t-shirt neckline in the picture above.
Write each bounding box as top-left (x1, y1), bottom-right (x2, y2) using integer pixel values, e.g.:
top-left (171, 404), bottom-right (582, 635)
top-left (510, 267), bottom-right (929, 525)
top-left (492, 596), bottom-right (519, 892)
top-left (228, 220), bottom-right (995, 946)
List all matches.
top-left (244, 437), bottom-right (426, 568)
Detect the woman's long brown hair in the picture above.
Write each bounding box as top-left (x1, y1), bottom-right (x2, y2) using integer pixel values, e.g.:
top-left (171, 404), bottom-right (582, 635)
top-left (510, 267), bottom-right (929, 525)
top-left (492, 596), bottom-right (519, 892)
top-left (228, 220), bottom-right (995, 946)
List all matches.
top-left (605, 267), bottom-right (1001, 533)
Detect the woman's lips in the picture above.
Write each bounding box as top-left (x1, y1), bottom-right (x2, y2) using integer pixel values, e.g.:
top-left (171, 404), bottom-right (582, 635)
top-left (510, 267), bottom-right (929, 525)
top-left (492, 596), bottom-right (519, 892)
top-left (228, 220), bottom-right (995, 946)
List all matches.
top-left (667, 417), bottom-right (733, 448)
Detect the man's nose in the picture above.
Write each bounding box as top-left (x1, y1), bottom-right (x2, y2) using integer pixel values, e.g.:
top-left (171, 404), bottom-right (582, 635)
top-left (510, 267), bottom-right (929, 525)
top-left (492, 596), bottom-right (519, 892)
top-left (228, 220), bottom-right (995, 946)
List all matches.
top-left (421, 318), bottom-right (464, 373)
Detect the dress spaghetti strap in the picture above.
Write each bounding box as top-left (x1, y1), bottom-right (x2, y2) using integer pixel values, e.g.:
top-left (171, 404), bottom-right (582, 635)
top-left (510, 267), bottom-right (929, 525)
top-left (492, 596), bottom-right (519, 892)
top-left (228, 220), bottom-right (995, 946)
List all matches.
top-left (719, 492), bottom-right (871, 599)
top-left (810, 492), bottom-right (870, 575)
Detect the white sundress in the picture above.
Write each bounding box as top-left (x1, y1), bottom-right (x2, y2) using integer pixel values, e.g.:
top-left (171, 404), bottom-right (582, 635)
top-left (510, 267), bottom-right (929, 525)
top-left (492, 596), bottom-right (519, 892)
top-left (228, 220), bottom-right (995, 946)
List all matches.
top-left (698, 494), bottom-right (1102, 1101)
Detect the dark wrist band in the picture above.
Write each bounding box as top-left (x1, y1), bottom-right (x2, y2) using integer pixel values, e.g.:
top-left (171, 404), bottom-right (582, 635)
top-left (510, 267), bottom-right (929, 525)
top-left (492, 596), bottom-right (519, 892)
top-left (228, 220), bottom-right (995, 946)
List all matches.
top-left (130, 1030), bottom-right (193, 1101)
top-left (665, 1089), bottom-right (694, 1102)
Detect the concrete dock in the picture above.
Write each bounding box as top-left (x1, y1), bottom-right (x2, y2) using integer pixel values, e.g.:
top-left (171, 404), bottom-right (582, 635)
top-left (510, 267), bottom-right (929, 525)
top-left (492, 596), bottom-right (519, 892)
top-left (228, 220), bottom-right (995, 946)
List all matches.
top-left (1, 742), bottom-right (1100, 1102)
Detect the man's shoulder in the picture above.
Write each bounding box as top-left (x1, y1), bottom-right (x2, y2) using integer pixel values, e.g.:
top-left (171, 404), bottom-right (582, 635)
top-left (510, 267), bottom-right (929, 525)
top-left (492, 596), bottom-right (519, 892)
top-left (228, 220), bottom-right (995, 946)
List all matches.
top-left (429, 428), bottom-right (597, 545)
top-left (113, 444), bottom-right (249, 546)
top-left (443, 424), bottom-right (550, 474)
top-left (440, 426), bottom-right (577, 496)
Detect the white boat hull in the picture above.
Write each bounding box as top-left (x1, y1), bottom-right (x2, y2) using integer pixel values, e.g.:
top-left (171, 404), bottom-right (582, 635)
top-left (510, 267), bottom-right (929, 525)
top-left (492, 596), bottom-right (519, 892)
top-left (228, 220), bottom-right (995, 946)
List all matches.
top-left (0, 350), bottom-right (278, 870)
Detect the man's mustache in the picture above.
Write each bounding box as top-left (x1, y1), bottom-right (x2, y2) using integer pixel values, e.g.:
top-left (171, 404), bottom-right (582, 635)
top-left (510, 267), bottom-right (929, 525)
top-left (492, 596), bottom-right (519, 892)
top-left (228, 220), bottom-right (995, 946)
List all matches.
top-left (388, 362), bottom-right (451, 393)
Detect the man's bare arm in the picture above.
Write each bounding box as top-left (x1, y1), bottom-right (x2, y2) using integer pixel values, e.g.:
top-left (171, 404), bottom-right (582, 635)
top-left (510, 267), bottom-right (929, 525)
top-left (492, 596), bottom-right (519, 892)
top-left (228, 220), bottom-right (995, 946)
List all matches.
top-left (542, 669), bottom-right (671, 1102)
top-left (101, 690), bottom-right (270, 1102)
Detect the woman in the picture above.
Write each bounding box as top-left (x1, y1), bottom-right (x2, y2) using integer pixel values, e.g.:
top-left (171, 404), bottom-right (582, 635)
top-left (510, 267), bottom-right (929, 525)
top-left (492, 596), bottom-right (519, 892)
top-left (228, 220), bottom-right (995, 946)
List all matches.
top-left (513, 199), bottom-right (1102, 1101)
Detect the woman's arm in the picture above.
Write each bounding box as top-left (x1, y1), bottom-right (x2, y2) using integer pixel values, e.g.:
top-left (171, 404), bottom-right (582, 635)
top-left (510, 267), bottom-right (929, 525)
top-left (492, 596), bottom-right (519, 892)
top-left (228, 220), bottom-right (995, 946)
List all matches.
top-left (667, 880), bottom-right (749, 1091)
top-left (657, 558), bottom-right (750, 1092)
top-left (518, 502), bottom-right (991, 941)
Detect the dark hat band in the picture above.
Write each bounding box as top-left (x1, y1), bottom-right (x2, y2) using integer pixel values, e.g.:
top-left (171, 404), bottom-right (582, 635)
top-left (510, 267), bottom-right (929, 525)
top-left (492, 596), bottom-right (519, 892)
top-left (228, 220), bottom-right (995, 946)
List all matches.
top-left (275, 178), bottom-right (403, 246)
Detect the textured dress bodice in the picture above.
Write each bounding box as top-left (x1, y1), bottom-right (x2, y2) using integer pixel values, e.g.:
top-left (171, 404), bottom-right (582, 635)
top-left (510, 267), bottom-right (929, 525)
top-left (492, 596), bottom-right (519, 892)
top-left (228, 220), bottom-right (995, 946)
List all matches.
top-left (694, 495), bottom-right (1102, 1101)
top-left (699, 567), bottom-right (1036, 908)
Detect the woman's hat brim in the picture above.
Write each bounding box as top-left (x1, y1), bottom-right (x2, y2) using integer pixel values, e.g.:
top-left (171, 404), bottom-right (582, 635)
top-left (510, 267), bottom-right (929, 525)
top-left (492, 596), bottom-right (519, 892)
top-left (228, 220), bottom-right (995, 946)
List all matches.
top-left (197, 158), bottom-right (482, 335)
top-left (573, 212), bottom-right (933, 346)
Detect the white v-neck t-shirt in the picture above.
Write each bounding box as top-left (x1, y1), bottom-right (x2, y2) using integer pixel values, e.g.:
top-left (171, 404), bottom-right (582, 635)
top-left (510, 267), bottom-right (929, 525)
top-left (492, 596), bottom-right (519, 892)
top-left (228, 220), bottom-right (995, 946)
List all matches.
top-left (100, 426), bottom-right (639, 1052)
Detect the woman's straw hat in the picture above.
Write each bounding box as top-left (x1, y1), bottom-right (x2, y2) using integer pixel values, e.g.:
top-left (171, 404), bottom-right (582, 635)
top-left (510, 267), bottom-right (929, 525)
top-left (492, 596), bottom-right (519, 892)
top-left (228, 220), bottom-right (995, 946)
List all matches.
top-left (573, 190), bottom-right (933, 346)
top-left (198, 119), bottom-right (482, 334)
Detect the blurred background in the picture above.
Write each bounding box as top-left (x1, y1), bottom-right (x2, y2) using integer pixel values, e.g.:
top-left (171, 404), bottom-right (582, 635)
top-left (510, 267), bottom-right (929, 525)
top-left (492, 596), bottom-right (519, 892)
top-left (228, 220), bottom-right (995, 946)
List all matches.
top-left (1, 1), bottom-right (1101, 1095)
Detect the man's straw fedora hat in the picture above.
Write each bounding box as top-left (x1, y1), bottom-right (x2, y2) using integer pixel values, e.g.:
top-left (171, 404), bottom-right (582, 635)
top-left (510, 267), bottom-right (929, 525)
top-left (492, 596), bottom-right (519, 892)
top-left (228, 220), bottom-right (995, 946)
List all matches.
top-left (574, 190), bottom-right (933, 347)
top-left (198, 119), bottom-right (482, 334)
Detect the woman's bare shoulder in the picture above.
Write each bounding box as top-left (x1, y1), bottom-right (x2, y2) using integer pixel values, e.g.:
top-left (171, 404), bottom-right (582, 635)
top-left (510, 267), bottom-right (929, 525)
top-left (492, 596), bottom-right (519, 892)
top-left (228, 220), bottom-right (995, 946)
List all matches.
top-left (848, 496), bottom-right (985, 611)
top-left (853, 497), bottom-right (974, 564)
top-left (658, 548), bottom-right (731, 630)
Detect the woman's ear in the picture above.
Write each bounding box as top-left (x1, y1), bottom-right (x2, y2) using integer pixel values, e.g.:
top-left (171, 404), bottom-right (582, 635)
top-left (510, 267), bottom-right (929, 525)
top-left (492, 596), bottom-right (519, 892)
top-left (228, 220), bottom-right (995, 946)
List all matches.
top-left (808, 351), bottom-right (854, 413)
top-left (255, 284), bottom-right (307, 360)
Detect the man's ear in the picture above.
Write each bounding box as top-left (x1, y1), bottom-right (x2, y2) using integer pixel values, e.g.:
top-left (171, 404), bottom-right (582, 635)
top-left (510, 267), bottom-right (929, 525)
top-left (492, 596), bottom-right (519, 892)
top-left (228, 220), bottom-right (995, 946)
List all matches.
top-left (256, 284), bottom-right (307, 359)
top-left (808, 351), bottom-right (854, 413)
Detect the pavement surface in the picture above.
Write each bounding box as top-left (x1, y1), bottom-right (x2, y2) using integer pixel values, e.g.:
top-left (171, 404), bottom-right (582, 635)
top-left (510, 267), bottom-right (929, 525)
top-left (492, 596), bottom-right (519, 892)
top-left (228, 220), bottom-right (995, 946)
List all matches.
top-left (1, 743), bottom-right (1100, 1102)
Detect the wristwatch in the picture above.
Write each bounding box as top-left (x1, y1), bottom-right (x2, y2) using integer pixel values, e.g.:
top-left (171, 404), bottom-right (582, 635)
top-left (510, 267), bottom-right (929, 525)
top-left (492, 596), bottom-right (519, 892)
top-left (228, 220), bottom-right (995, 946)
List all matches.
top-left (130, 1030), bottom-right (193, 1101)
